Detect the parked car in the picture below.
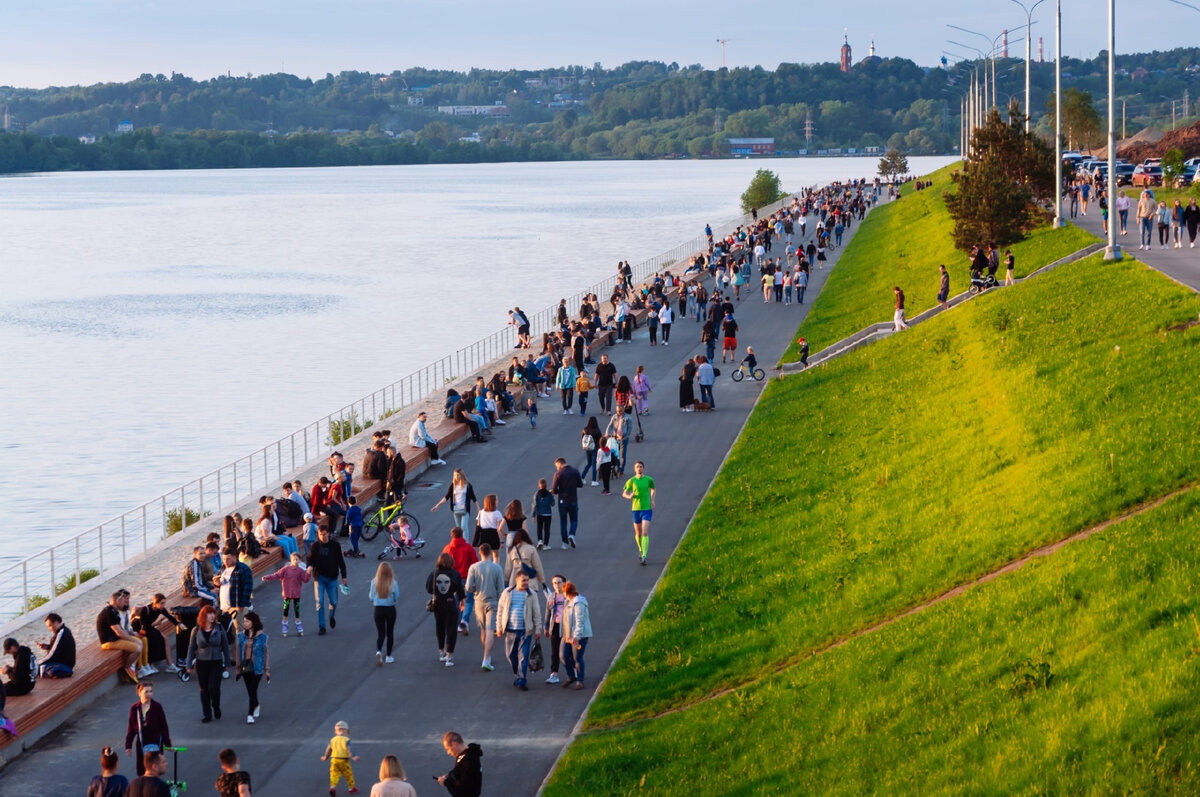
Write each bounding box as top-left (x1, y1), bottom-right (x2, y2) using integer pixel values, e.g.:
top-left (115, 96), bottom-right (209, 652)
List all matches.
top-left (1114, 163), bottom-right (1136, 185)
top-left (1132, 164), bottom-right (1163, 186)
top-left (1185, 157), bottom-right (1200, 168)
top-left (1175, 165), bottom-right (1197, 187)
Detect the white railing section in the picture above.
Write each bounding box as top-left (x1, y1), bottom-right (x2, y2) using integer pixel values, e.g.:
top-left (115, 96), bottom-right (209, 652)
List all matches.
top-left (0, 198), bottom-right (790, 621)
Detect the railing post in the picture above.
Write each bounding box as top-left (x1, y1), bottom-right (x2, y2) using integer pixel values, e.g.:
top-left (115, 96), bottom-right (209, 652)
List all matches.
top-left (75, 536), bottom-right (81, 590)
top-left (217, 469), bottom-right (223, 513)
top-left (161, 495), bottom-right (168, 541)
top-left (22, 561), bottom-right (28, 613)
top-left (199, 477), bottom-right (205, 518)
top-left (233, 460), bottom-right (238, 502)
top-left (99, 526), bottom-right (105, 571)
top-left (142, 505), bottom-right (148, 551)
top-left (180, 487), bottom-right (187, 533)
top-left (49, 547), bottom-right (55, 597)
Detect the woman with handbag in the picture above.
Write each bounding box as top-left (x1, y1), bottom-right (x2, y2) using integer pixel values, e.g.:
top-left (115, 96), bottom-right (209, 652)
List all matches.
top-left (471, 493), bottom-right (504, 553)
top-left (185, 605), bottom-right (231, 723)
top-left (124, 682), bottom-right (170, 776)
top-left (504, 528), bottom-right (546, 591)
top-left (426, 554), bottom-right (465, 667)
top-left (234, 611), bottom-right (269, 725)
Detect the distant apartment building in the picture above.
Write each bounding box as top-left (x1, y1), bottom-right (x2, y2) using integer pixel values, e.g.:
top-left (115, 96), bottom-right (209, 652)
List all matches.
top-left (728, 137), bottom-right (776, 156)
top-left (407, 96), bottom-right (425, 106)
top-left (436, 104), bottom-right (510, 117)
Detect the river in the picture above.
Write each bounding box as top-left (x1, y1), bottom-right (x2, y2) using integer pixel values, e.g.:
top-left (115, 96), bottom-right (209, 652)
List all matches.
top-left (0, 156), bottom-right (955, 563)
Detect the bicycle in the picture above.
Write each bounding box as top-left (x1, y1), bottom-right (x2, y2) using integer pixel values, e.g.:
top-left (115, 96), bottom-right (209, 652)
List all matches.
top-left (730, 362), bottom-right (765, 382)
top-left (361, 494), bottom-right (421, 542)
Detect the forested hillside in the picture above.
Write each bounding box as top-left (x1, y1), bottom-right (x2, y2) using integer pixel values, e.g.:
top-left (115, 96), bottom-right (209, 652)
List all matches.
top-left (0, 47), bottom-right (1196, 172)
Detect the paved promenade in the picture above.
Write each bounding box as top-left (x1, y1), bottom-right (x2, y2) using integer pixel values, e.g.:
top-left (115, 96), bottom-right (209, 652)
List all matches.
top-left (1070, 205), bottom-right (1200, 291)
top-left (0, 195), bottom-right (882, 795)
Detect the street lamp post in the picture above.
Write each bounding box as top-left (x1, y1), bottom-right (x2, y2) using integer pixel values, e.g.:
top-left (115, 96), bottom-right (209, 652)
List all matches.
top-left (1104, 0), bottom-right (1122, 261)
top-left (947, 23), bottom-right (1028, 111)
top-left (1010, 0), bottom-right (1048, 131)
top-left (1054, 0), bottom-right (1063, 227)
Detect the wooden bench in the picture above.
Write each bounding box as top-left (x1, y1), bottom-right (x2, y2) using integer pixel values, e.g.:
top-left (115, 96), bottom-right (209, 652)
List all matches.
top-left (0, 547), bottom-right (285, 755)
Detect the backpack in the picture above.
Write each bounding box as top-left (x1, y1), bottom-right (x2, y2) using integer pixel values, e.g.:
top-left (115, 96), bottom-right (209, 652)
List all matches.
top-left (239, 532), bottom-right (262, 559)
top-left (582, 434), bottom-right (596, 452)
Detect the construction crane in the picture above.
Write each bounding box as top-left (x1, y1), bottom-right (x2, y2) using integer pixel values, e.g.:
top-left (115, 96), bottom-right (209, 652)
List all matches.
top-left (716, 38), bottom-right (740, 69)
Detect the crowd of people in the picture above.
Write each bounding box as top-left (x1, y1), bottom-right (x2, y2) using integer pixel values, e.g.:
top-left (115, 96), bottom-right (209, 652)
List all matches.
top-left (1, 173), bottom-right (891, 796)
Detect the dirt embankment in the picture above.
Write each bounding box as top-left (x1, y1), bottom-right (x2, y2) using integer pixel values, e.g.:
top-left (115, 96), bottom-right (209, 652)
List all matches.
top-left (1118, 121), bottom-right (1200, 162)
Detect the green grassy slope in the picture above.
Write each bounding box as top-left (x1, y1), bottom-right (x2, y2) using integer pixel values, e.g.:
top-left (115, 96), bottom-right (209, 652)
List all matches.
top-left (780, 163), bottom-right (1096, 362)
top-left (546, 489), bottom-right (1200, 795)
top-left (581, 251), bottom-right (1200, 730)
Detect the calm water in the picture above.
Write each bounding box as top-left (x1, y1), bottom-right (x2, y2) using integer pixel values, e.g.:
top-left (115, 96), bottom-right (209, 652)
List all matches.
top-left (0, 156), bottom-right (953, 562)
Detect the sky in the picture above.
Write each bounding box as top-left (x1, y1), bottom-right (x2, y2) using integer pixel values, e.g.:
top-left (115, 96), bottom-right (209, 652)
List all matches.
top-left (1, 0), bottom-right (1196, 89)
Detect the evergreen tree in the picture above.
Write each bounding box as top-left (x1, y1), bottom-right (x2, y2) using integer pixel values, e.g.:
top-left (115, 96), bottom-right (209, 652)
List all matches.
top-left (944, 102), bottom-right (1053, 250)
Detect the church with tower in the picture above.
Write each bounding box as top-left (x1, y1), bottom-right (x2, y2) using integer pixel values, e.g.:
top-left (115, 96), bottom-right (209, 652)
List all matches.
top-left (840, 33), bottom-right (880, 73)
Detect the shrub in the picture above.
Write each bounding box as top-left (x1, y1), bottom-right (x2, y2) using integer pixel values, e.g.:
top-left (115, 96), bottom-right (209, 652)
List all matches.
top-left (165, 507), bottom-right (211, 536)
top-left (327, 409), bottom-right (372, 446)
top-left (55, 568), bottom-right (101, 596)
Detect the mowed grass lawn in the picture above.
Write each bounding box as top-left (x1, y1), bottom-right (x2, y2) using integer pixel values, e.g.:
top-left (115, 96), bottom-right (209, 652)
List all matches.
top-left (781, 163), bottom-right (1096, 362)
top-left (581, 251), bottom-right (1200, 731)
top-left (545, 490), bottom-right (1200, 796)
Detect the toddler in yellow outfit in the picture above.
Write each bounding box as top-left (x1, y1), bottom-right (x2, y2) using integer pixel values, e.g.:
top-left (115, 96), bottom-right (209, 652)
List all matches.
top-left (321, 720), bottom-right (360, 795)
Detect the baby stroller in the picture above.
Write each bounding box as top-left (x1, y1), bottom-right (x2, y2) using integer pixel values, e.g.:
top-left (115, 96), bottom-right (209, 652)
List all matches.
top-left (969, 269), bottom-right (998, 295)
top-left (376, 518), bottom-right (426, 561)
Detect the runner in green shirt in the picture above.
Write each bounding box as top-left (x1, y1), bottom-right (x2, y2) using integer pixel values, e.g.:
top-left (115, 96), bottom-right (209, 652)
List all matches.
top-left (622, 461), bottom-right (656, 565)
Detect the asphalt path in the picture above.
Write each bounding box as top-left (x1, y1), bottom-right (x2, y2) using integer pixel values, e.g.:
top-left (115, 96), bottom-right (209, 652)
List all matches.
top-left (0, 195), bottom-right (884, 796)
top-left (1069, 199), bottom-right (1200, 291)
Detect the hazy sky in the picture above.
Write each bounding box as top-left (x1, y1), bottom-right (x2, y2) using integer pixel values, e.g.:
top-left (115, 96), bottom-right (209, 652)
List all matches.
top-left (1, 0), bottom-right (1195, 88)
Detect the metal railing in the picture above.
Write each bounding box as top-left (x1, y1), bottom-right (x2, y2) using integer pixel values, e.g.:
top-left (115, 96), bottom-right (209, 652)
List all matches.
top-left (0, 198), bottom-right (786, 622)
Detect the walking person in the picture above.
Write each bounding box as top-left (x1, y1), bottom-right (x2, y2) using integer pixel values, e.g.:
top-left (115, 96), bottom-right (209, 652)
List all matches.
top-left (678, 363), bottom-right (695, 412)
top-left (125, 749), bottom-right (172, 797)
top-left (471, 493), bottom-right (504, 553)
top-left (633, 364), bottom-right (652, 415)
top-left (431, 469), bottom-right (477, 532)
top-left (594, 354), bottom-right (616, 414)
top-left (701, 319), bottom-right (717, 363)
top-left (307, 526), bottom-right (348, 635)
top-left (370, 754), bottom-right (417, 797)
top-left (321, 720), bottom-right (360, 796)
top-left (555, 358), bottom-right (577, 414)
top-left (124, 682), bottom-right (170, 777)
top-left (1116, 190), bottom-right (1130, 235)
top-left (234, 611), bottom-right (269, 724)
top-left (465, 544), bottom-right (505, 672)
top-left (797, 267), bottom-right (809, 304)
top-left (543, 575), bottom-right (568, 685)
top-left (369, 563), bottom-right (400, 666)
top-left (622, 461), bottom-right (656, 566)
top-left (605, 407), bottom-right (633, 474)
top-left (86, 747), bottom-right (128, 797)
top-left (597, 435), bottom-right (618, 496)
top-left (261, 552), bottom-right (310, 637)
top-left (442, 526), bottom-right (478, 633)
top-left (1157, 201), bottom-right (1171, 249)
top-left (427, 553), bottom-right (465, 667)
top-left (658, 301), bottom-right (674, 345)
top-left (496, 570), bottom-right (544, 691)
top-left (720, 311), bottom-right (738, 363)
top-left (551, 457), bottom-right (583, 549)
top-left (1137, 189), bottom-right (1156, 250)
top-left (560, 581), bottom-right (592, 691)
top-left (215, 549), bottom-right (254, 633)
top-left (504, 528), bottom-right (547, 591)
top-left (1003, 250), bottom-right (1015, 286)
top-left (575, 368), bottom-right (591, 415)
top-left (436, 731), bottom-right (483, 797)
top-left (696, 356), bottom-right (716, 409)
top-left (579, 416), bottom-right (601, 486)
top-left (937, 265), bottom-right (950, 310)
top-left (184, 605), bottom-right (230, 723)
top-left (1172, 199), bottom-right (1185, 248)
top-left (892, 286), bottom-right (909, 331)
top-left (531, 479), bottom-right (556, 550)
top-left (1183, 197), bottom-right (1200, 247)
top-left (215, 748), bottom-right (253, 797)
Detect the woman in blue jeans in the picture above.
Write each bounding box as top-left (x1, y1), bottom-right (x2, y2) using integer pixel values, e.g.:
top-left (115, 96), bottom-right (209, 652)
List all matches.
top-left (560, 581), bottom-right (592, 690)
top-left (579, 417), bottom-right (602, 485)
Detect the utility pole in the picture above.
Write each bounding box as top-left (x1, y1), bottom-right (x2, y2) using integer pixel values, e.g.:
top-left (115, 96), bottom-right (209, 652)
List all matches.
top-left (804, 110), bottom-right (814, 147)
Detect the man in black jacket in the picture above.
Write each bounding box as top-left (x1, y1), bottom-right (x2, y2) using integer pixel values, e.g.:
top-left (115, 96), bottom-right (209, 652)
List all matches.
top-left (1, 638), bottom-right (36, 696)
top-left (307, 527), bottom-right (347, 635)
top-left (37, 613), bottom-right (76, 678)
top-left (594, 354), bottom-right (617, 413)
top-left (385, 445), bottom-right (407, 504)
top-left (437, 731), bottom-right (482, 797)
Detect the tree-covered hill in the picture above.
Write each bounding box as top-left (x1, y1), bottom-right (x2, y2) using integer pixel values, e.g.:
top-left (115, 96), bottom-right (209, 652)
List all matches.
top-left (0, 47), bottom-right (1196, 172)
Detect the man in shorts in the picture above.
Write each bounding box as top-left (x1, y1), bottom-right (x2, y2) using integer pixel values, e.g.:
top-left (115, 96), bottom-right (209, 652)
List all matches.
top-left (721, 312), bottom-right (739, 363)
top-left (622, 461), bottom-right (656, 566)
top-left (465, 545), bottom-right (505, 672)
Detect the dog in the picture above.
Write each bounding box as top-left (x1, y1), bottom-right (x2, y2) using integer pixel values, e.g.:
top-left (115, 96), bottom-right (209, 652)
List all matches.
top-left (692, 401), bottom-right (713, 412)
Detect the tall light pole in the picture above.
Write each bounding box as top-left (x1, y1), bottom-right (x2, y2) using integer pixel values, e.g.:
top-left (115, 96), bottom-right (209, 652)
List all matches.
top-left (1053, 0), bottom-right (1063, 227)
top-left (1010, 0), bottom-right (1048, 131)
top-left (1104, 0), bottom-right (1121, 261)
top-left (947, 24), bottom-right (1028, 110)
top-left (949, 41), bottom-right (990, 110)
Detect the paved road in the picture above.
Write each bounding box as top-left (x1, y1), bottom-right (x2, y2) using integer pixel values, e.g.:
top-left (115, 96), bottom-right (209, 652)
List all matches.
top-left (1069, 201), bottom-right (1200, 291)
top-left (0, 197), bottom-right (883, 796)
